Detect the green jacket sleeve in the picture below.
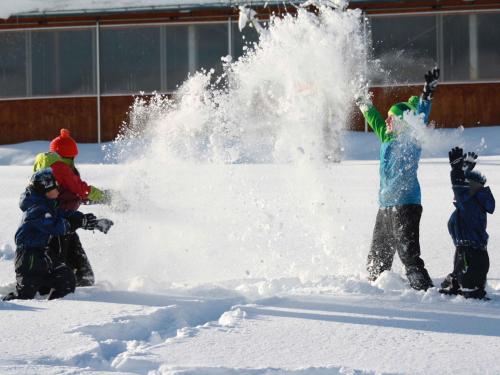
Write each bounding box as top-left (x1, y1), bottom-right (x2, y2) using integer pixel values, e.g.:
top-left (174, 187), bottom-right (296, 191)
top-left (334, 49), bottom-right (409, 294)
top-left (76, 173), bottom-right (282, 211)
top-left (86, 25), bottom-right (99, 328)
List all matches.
top-left (88, 185), bottom-right (105, 202)
top-left (362, 105), bottom-right (392, 143)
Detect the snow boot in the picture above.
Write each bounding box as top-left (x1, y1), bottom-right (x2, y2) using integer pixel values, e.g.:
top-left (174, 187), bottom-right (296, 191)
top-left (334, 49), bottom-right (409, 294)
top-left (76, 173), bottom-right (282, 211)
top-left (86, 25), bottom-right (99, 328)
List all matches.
top-left (459, 288), bottom-right (488, 300)
top-left (2, 292), bottom-right (18, 301)
top-left (407, 267), bottom-right (433, 291)
top-left (439, 273), bottom-right (459, 295)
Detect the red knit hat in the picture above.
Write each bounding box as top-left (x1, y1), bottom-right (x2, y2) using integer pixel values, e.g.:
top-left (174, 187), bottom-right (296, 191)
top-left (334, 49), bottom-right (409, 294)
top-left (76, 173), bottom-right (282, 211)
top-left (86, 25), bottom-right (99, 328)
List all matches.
top-left (50, 129), bottom-right (78, 158)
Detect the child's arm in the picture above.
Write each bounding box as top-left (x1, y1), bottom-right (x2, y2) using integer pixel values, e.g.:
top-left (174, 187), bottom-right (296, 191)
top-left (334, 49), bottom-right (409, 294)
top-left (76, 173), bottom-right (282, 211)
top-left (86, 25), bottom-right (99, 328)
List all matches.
top-left (417, 97), bottom-right (432, 125)
top-left (361, 106), bottom-right (392, 143)
top-left (411, 67), bottom-right (439, 125)
top-left (25, 206), bottom-right (72, 236)
top-left (451, 185), bottom-right (471, 210)
top-left (449, 146), bottom-right (472, 209)
top-left (51, 162), bottom-right (105, 202)
top-left (354, 87), bottom-right (391, 143)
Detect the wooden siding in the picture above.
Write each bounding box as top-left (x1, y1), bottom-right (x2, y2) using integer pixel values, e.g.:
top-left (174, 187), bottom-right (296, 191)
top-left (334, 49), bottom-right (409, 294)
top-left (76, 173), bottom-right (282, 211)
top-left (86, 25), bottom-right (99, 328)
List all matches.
top-left (0, 82), bottom-right (498, 144)
top-left (100, 96), bottom-right (136, 142)
top-left (0, 96), bottom-right (134, 144)
top-left (350, 82), bottom-right (500, 131)
top-left (0, 97), bottom-right (97, 144)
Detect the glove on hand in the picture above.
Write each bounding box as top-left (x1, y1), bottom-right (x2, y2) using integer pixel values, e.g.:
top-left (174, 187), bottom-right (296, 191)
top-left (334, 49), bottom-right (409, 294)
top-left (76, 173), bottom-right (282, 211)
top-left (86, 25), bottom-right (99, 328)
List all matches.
top-left (67, 212), bottom-right (85, 232)
top-left (95, 219), bottom-right (114, 234)
top-left (449, 147), bottom-right (466, 185)
top-left (422, 67), bottom-right (440, 101)
top-left (82, 213), bottom-right (98, 230)
top-left (449, 147), bottom-right (464, 170)
top-left (354, 90), bottom-right (373, 112)
top-left (352, 76), bottom-right (373, 112)
top-left (463, 151), bottom-right (477, 172)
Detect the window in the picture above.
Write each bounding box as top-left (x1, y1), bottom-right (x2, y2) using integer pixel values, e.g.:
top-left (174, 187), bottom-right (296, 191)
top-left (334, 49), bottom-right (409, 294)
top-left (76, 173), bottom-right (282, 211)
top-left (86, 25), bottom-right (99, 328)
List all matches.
top-left (164, 25), bottom-right (190, 91)
top-left (442, 14), bottom-right (470, 81)
top-left (100, 26), bottom-right (161, 94)
top-left (231, 22), bottom-right (260, 61)
top-left (191, 23), bottom-right (228, 77)
top-left (0, 31), bottom-right (27, 98)
top-left (369, 14), bottom-right (438, 84)
top-left (31, 28), bottom-right (95, 96)
top-left (477, 12), bottom-right (500, 80)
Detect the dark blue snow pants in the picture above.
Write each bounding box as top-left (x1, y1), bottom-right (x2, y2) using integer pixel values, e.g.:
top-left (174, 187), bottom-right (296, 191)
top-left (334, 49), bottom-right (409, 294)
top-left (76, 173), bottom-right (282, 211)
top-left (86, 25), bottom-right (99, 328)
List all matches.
top-left (14, 247), bottom-right (76, 300)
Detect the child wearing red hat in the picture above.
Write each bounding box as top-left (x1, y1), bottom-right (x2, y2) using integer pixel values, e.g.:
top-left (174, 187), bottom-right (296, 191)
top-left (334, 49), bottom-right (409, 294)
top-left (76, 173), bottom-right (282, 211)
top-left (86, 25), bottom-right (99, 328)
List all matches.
top-left (32, 129), bottom-right (109, 286)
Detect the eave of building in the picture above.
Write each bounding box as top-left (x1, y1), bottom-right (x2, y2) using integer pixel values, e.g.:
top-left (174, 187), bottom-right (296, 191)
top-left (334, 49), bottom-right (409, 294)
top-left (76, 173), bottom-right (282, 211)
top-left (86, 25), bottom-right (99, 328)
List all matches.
top-left (0, 0), bottom-right (498, 29)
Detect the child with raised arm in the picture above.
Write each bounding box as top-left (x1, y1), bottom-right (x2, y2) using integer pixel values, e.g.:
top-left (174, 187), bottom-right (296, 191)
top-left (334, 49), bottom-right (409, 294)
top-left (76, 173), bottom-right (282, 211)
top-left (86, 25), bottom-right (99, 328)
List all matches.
top-left (440, 147), bottom-right (495, 299)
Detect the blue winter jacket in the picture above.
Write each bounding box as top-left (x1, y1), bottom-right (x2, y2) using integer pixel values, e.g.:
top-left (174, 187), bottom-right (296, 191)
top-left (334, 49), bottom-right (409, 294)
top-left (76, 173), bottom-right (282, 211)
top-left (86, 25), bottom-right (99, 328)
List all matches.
top-left (448, 183), bottom-right (495, 248)
top-left (15, 188), bottom-right (81, 249)
top-left (362, 97), bottom-right (432, 207)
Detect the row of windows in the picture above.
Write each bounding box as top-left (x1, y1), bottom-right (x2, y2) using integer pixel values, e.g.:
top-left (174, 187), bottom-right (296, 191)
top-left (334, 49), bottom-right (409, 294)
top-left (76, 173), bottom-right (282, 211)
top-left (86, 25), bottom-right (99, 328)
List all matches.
top-left (0, 11), bottom-right (498, 99)
top-left (0, 23), bottom-right (259, 98)
top-left (370, 12), bottom-right (500, 84)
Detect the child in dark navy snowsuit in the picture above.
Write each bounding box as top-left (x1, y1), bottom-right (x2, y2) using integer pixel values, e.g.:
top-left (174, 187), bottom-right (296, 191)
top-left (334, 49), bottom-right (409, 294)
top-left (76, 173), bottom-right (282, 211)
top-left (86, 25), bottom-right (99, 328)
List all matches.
top-left (2, 168), bottom-right (101, 301)
top-left (440, 147), bottom-right (495, 299)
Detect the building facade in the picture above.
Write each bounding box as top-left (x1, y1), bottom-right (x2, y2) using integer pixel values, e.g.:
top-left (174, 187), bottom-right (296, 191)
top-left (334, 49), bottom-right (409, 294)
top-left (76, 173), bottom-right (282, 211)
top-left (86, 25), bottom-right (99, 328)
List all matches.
top-left (0, 0), bottom-right (499, 143)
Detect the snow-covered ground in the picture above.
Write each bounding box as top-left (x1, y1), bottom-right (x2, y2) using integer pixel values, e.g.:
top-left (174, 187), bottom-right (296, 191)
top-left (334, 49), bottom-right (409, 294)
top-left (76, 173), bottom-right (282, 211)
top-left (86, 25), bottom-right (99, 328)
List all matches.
top-left (1, 127), bottom-right (500, 375)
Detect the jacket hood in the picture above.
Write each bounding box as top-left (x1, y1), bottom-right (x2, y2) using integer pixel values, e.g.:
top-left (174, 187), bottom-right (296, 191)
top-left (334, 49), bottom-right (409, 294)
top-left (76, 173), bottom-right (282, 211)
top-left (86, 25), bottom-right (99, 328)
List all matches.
top-left (476, 186), bottom-right (495, 214)
top-left (19, 187), bottom-right (56, 212)
top-left (33, 152), bottom-right (73, 172)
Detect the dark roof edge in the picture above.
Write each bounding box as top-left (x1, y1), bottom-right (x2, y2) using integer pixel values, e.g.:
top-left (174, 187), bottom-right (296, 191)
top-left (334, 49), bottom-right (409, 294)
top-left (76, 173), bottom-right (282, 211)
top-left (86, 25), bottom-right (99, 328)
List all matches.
top-left (10, 1), bottom-right (298, 18)
top-left (10, 0), bottom-right (395, 18)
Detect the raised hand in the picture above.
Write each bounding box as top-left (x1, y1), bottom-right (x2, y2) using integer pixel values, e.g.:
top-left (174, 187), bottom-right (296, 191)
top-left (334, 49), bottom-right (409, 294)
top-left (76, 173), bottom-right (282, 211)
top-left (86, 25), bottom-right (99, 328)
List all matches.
top-left (422, 67), bottom-right (440, 101)
top-left (463, 151), bottom-right (478, 172)
top-left (448, 147), bottom-right (464, 170)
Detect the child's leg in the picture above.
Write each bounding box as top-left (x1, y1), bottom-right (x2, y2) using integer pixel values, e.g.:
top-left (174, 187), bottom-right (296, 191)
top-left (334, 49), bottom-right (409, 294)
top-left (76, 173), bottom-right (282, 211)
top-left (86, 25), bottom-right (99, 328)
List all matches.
top-left (47, 235), bottom-right (66, 264)
top-left (440, 248), bottom-right (460, 290)
top-left (65, 232), bottom-right (95, 287)
top-left (395, 205), bottom-right (432, 290)
top-left (47, 263), bottom-right (76, 300)
top-left (457, 246), bottom-right (489, 294)
top-left (367, 208), bottom-right (397, 281)
top-left (14, 248), bottom-right (52, 299)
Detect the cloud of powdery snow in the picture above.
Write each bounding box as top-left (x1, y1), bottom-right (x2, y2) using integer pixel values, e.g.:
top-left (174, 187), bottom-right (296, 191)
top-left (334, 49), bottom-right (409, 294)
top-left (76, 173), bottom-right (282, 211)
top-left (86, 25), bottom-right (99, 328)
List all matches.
top-left (105, 2), bottom-right (373, 291)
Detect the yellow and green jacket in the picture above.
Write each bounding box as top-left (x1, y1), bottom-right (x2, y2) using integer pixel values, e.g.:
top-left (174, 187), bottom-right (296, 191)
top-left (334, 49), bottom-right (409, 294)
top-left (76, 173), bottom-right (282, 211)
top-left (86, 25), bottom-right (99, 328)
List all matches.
top-left (33, 152), bottom-right (104, 210)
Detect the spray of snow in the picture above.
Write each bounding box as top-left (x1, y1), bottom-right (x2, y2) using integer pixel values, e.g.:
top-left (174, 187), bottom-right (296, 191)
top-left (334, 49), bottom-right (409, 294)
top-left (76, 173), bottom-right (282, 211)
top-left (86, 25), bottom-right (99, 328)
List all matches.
top-left (397, 111), bottom-right (463, 155)
top-left (103, 2), bottom-right (472, 292)
top-left (104, 3), bottom-right (370, 291)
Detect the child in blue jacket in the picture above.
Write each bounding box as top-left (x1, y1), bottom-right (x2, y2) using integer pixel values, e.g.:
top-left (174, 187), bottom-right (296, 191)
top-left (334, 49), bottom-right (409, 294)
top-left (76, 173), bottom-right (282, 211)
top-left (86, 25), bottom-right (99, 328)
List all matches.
top-left (354, 67), bottom-right (439, 290)
top-left (440, 147), bottom-right (495, 299)
top-left (2, 168), bottom-right (112, 301)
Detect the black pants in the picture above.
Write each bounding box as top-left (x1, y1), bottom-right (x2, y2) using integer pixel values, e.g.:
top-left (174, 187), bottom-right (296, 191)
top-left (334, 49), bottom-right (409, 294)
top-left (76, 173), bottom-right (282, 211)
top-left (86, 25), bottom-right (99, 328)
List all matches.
top-left (367, 204), bottom-right (432, 290)
top-left (49, 232), bottom-right (95, 287)
top-left (13, 247), bottom-right (75, 300)
top-left (452, 246), bottom-right (489, 290)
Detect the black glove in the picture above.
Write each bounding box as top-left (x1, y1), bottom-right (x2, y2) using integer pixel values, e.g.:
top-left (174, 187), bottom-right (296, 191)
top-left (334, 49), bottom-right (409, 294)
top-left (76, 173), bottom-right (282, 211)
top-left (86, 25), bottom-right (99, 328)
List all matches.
top-left (448, 147), bottom-right (464, 170)
top-left (422, 67), bottom-right (439, 101)
top-left (463, 151), bottom-right (477, 172)
top-left (82, 213), bottom-right (98, 230)
top-left (67, 212), bottom-right (86, 232)
top-left (449, 147), bottom-right (465, 185)
top-left (95, 219), bottom-right (114, 234)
